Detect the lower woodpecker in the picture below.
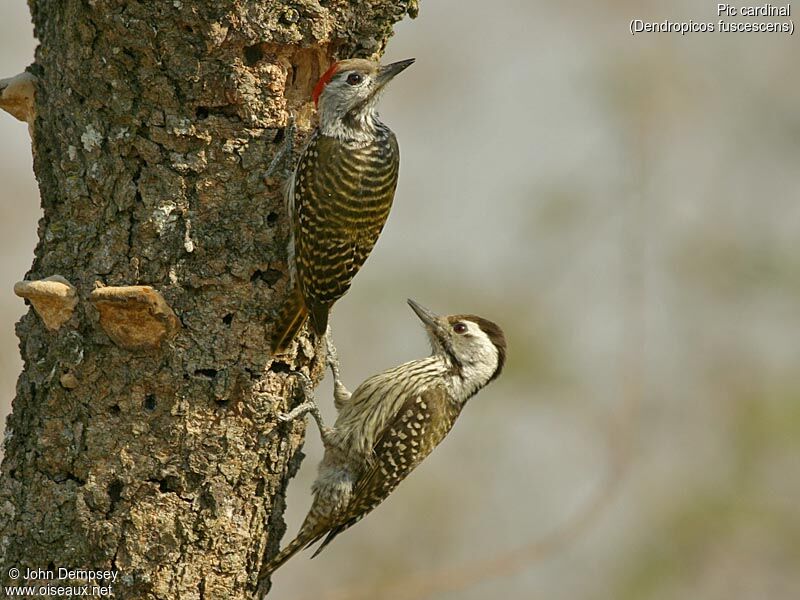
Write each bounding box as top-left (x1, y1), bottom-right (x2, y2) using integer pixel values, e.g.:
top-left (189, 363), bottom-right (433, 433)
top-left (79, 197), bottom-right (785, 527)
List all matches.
top-left (259, 299), bottom-right (507, 578)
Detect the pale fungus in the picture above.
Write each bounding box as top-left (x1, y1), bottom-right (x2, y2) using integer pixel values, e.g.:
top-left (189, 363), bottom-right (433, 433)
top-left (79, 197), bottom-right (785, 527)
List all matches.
top-left (14, 275), bottom-right (78, 331)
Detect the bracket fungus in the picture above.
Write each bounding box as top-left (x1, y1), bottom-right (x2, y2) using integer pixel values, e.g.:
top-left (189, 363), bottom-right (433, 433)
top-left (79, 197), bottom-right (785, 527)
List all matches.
top-left (14, 275), bottom-right (78, 331)
top-left (0, 72), bottom-right (37, 130)
top-left (90, 285), bottom-right (180, 351)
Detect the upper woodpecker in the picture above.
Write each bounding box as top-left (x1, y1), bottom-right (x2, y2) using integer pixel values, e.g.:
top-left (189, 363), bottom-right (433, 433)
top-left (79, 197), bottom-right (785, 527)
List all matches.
top-left (271, 57), bottom-right (415, 353)
top-left (259, 300), bottom-right (507, 578)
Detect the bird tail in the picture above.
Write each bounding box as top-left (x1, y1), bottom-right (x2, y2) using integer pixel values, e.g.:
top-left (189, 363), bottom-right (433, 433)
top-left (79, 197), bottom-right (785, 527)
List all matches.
top-left (309, 515), bottom-right (359, 558)
top-left (308, 303), bottom-right (330, 338)
top-left (259, 498), bottom-right (344, 579)
top-left (271, 287), bottom-right (308, 353)
top-left (259, 534), bottom-right (313, 580)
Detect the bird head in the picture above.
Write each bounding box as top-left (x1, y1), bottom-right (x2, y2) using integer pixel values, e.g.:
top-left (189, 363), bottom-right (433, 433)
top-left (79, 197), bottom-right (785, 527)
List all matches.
top-left (407, 299), bottom-right (507, 393)
top-left (312, 58), bottom-right (414, 138)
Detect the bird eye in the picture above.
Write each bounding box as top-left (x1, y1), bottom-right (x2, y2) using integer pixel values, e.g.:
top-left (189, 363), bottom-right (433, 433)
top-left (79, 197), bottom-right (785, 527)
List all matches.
top-left (453, 322), bottom-right (468, 334)
top-left (346, 72), bottom-right (363, 85)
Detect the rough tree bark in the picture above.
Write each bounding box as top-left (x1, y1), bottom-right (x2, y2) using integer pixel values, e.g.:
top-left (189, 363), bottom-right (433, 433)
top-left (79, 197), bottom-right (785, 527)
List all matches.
top-left (0, 1), bottom-right (417, 598)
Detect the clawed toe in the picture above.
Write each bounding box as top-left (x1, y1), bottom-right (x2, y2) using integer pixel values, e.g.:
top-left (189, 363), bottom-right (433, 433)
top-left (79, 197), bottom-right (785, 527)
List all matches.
top-left (288, 370), bottom-right (312, 384)
top-left (288, 370), bottom-right (313, 394)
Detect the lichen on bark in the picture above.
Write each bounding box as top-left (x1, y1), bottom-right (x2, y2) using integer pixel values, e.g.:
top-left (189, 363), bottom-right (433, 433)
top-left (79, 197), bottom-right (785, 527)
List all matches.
top-left (0, 1), bottom-right (417, 598)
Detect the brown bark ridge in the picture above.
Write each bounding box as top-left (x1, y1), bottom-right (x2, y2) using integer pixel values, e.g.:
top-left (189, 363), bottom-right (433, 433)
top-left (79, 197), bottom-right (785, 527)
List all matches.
top-left (0, 1), bottom-right (417, 598)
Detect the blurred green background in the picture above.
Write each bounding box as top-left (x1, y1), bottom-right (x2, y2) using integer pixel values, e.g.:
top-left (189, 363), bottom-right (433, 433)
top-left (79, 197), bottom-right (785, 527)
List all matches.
top-left (2, 1), bottom-right (799, 599)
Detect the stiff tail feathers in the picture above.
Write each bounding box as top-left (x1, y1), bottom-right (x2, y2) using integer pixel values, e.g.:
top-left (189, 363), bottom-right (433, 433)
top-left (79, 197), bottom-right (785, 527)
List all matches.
top-left (259, 534), bottom-right (313, 580)
top-left (271, 288), bottom-right (308, 353)
top-left (259, 522), bottom-right (332, 580)
top-left (310, 515), bottom-right (360, 558)
top-left (309, 303), bottom-right (330, 337)
top-left (310, 528), bottom-right (340, 559)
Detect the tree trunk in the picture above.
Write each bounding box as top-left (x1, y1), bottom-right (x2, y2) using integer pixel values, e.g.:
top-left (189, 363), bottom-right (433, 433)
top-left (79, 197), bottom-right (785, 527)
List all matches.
top-left (0, 1), bottom-right (416, 598)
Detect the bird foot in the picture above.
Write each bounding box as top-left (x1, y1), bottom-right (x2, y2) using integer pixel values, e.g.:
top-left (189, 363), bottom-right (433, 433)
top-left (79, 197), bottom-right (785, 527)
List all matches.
top-left (277, 371), bottom-right (332, 443)
top-left (325, 328), bottom-right (351, 408)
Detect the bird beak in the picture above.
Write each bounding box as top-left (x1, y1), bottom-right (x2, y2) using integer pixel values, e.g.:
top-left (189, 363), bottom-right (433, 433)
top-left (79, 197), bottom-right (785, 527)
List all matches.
top-left (377, 58), bottom-right (415, 88)
top-left (407, 299), bottom-right (448, 342)
top-left (408, 299), bottom-right (463, 368)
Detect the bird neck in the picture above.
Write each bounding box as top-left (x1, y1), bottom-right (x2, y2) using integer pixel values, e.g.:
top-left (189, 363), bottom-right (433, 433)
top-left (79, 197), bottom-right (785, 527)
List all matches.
top-left (438, 351), bottom-right (497, 404)
top-left (319, 102), bottom-right (382, 144)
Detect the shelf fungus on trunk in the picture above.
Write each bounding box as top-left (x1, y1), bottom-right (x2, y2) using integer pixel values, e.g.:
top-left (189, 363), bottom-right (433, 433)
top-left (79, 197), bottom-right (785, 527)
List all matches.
top-left (89, 285), bottom-right (180, 351)
top-left (0, 71), bottom-right (37, 135)
top-left (14, 275), bottom-right (78, 331)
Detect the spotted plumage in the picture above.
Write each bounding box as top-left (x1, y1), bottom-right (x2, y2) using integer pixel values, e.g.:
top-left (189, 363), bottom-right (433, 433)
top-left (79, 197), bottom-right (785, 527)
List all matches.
top-left (271, 58), bottom-right (414, 353)
top-left (259, 300), bottom-right (507, 578)
top-left (314, 384), bottom-right (462, 553)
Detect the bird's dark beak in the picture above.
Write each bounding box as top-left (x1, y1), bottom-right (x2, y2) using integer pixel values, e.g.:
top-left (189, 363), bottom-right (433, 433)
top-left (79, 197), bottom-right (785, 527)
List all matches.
top-left (408, 299), bottom-right (462, 369)
top-left (407, 299), bottom-right (447, 342)
top-left (377, 58), bottom-right (415, 88)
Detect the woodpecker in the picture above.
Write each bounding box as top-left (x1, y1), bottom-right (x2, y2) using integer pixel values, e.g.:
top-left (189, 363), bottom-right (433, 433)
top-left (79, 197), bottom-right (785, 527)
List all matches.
top-left (271, 57), bottom-right (415, 353)
top-left (259, 300), bottom-right (507, 578)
